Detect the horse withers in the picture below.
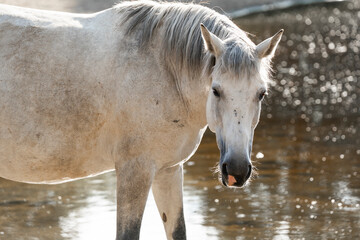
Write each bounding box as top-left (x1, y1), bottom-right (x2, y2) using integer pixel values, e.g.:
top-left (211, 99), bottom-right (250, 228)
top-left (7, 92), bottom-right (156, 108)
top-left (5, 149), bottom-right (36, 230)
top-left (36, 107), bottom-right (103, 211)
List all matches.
top-left (0, 1), bottom-right (282, 239)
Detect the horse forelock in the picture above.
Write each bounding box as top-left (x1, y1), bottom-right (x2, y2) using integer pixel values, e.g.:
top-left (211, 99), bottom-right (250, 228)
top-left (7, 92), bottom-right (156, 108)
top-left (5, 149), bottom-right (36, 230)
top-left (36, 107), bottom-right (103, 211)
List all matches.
top-left (115, 0), bottom-right (270, 82)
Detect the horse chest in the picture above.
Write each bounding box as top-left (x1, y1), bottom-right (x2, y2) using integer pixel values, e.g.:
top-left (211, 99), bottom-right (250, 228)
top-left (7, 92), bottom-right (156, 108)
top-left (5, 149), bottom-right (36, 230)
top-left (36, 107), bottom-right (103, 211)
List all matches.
top-left (149, 124), bottom-right (207, 168)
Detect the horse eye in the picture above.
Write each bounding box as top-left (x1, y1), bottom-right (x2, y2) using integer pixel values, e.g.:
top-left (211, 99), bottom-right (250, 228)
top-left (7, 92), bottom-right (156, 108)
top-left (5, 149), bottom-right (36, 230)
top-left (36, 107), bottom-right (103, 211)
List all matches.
top-left (212, 88), bottom-right (220, 97)
top-left (259, 91), bottom-right (267, 101)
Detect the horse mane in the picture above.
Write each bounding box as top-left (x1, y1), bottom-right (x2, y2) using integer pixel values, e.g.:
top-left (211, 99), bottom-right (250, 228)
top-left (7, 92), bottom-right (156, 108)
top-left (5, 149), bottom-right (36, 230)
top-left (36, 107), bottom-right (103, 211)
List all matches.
top-left (116, 0), bottom-right (264, 80)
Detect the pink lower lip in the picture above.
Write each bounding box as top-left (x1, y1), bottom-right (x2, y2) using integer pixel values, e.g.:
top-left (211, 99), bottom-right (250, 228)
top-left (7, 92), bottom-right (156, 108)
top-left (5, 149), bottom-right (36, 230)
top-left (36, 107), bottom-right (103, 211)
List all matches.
top-left (228, 175), bottom-right (237, 186)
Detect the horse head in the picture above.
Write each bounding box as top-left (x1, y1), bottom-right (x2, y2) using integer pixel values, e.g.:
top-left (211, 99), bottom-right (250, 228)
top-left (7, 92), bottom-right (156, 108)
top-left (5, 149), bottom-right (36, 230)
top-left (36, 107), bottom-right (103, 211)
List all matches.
top-left (201, 24), bottom-right (283, 188)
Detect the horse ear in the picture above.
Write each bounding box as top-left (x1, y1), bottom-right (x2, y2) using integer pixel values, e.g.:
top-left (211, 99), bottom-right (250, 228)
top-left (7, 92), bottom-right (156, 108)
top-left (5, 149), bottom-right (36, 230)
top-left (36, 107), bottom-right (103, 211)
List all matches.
top-left (256, 29), bottom-right (284, 59)
top-left (200, 24), bottom-right (224, 57)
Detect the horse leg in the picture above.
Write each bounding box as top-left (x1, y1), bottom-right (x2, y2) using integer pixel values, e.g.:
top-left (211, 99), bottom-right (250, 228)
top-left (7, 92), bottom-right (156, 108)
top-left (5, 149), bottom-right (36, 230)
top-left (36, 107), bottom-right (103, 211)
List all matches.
top-left (152, 165), bottom-right (186, 240)
top-left (115, 158), bottom-right (155, 240)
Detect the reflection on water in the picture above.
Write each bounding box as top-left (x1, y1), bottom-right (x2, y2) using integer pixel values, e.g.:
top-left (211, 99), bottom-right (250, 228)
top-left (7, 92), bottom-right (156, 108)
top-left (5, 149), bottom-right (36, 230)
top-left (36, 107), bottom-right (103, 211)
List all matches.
top-left (0, 1), bottom-right (359, 239)
top-left (185, 117), bottom-right (359, 239)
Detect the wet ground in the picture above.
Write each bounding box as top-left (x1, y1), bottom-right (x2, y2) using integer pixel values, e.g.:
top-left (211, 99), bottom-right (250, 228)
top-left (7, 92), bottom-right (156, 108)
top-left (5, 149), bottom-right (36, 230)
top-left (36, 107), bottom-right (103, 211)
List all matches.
top-left (0, 1), bottom-right (359, 239)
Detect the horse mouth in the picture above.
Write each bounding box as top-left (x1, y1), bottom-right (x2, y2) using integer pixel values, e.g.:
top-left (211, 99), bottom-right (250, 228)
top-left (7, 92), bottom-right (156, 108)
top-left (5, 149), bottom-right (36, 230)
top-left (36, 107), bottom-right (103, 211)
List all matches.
top-left (220, 164), bottom-right (251, 188)
top-left (221, 174), bottom-right (247, 188)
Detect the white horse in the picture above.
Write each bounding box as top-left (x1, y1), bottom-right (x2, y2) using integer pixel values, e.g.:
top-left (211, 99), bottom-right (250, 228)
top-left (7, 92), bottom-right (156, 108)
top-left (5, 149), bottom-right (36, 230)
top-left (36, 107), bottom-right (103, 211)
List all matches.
top-left (0, 1), bottom-right (283, 239)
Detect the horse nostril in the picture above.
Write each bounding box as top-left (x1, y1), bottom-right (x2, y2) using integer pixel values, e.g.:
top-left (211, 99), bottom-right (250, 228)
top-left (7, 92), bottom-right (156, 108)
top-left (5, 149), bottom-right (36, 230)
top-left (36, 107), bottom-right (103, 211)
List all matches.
top-left (222, 163), bottom-right (228, 176)
top-left (245, 165), bottom-right (252, 180)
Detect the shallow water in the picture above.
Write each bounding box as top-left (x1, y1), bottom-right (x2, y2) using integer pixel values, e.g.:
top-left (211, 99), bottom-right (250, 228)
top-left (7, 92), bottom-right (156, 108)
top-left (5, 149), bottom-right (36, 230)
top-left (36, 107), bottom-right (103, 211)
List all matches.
top-left (0, 1), bottom-right (359, 239)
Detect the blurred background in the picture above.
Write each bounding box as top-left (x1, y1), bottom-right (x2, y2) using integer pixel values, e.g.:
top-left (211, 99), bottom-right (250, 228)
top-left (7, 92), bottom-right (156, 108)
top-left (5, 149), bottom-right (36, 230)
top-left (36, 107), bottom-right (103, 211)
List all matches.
top-left (0, 0), bottom-right (359, 239)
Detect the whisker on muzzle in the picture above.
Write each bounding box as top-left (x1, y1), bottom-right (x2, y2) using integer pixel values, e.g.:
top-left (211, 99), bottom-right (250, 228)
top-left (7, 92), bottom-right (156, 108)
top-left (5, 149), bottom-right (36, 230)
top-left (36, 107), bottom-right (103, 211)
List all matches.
top-left (247, 160), bottom-right (259, 184)
top-left (211, 162), bottom-right (220, 175)
top-left (211, 162), bottom-right (226, 187)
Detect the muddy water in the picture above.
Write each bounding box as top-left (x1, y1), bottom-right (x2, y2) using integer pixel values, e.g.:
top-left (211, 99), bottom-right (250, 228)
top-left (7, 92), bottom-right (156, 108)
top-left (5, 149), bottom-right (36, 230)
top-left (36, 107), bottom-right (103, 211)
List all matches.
top-left (0, 1), bottom-right (359, 240)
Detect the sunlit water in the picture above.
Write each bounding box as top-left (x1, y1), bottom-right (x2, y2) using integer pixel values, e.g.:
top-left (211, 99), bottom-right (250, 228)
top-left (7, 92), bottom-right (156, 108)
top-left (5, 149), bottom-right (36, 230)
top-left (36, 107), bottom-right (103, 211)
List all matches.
top-left (0, 1), bottom-right (359, 239)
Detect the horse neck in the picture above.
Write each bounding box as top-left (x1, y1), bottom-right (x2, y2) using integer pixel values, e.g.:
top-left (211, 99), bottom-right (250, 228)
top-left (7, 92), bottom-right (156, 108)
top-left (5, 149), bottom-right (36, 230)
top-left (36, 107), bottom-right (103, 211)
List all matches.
top-left (152, 39), bottom-right (210, 128)
top-left (176, 71), bottom-right (210, 128)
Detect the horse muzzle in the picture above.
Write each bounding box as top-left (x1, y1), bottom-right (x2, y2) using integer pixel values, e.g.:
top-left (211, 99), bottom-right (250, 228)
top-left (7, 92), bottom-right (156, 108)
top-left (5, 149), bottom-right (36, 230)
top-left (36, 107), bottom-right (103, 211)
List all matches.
top-left (220, 157), bottom-right (252, 188)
